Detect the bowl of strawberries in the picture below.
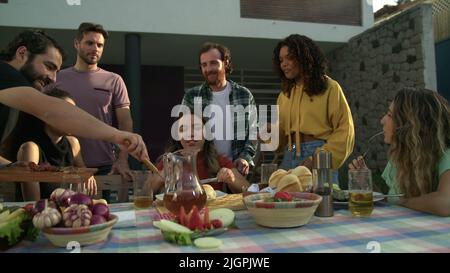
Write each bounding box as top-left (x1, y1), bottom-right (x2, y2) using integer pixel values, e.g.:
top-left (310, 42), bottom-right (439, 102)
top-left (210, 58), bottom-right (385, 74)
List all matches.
top-left (243, 191), bottom-right (322, 228)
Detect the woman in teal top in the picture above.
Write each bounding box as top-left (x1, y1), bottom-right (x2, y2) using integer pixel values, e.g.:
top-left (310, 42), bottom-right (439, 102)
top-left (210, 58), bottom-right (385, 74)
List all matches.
top-left (350, 87), bottom-right (450, 216)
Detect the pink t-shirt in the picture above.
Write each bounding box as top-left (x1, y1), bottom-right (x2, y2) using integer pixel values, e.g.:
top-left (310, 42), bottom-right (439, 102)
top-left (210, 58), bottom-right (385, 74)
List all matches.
top-left (56, 67), bottom-right (130, 167)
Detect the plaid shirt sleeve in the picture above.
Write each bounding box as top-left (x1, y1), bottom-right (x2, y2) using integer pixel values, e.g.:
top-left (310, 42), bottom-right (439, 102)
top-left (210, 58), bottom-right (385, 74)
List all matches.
top-left (230, 83), bottom-right (258, 166)
top-left (181, 87), bottom-right (198, 109)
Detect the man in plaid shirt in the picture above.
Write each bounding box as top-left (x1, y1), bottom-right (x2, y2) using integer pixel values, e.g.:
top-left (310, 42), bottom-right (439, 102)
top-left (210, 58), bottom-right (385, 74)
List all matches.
top-left (182, 42), bottom-right (257, 176)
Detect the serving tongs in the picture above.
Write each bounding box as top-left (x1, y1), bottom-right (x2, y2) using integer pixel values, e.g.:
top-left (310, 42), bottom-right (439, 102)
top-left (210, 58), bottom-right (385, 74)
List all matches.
top-left (124, 140), bottom-right (164, 180)
top-left (199, 177), bottom-right (219, 184)
top-left (142, 159), bottom-right (164, 180)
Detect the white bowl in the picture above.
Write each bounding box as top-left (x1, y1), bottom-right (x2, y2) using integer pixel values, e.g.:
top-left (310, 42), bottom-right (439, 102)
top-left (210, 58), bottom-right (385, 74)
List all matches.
top-left (42, 214), bottom-right (118, 247)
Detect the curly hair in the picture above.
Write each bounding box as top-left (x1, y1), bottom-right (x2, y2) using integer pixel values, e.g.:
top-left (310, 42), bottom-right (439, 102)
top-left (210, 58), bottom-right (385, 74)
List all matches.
top-left (272, 34), bottom-right (328, 97)
top-left (198, 42), bottom-right (233, 74)
top-left (0, 30), bottom-right (66, 62)
top-left (389, 87), bottom-right (450, 197)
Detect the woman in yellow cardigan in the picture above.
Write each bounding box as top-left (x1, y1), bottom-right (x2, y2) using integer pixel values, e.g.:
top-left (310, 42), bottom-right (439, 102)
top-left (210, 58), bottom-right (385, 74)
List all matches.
top-left (273, 34), bottom-right (355, 179)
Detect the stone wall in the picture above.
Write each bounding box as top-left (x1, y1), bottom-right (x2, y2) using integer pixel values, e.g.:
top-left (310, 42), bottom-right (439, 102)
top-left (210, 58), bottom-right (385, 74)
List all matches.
top-left (328, 3), bottom-right (437, 173)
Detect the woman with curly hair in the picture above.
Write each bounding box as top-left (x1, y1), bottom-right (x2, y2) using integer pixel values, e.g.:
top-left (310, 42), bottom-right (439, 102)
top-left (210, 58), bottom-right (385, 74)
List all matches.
top-left (350, 87), bottom-right (450, 216)
top-left (273, 34), bottom-right (354, 176)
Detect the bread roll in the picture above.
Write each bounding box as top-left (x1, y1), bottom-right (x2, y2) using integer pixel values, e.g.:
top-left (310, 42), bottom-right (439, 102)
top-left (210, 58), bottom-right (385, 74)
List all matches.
top-left (277, 174), bottom-right (303, 192)
top-left (291, 166), bottom-right (312, 189)
top-left (268, 169), bottom-right (288, 188)
top-left (279, 181), bottom-right (303, 192)
top-left (202, 184), bottom-right (216, 200)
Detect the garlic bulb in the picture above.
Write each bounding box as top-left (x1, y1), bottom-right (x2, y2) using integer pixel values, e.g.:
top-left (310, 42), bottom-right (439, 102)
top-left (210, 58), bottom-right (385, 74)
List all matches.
top-left (63, 204), bottom-right (92, 228)
top-left (32, 199), bottom-right (62, 229)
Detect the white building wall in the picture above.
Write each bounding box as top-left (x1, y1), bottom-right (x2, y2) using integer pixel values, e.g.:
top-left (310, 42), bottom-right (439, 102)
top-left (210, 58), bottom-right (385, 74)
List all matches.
top-left (0, 0), bottom-right (374, 42)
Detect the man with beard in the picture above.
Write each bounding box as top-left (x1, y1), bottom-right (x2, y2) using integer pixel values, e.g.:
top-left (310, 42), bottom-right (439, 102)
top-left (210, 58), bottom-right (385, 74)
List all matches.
top-left (182, 42), bottom-right (257, 176)
top-left (0, 30), bottom-right (149, 168)
top-left (56, 22), bottom-right (133, 181)
top-left (0, 30), bottom-right (64, 148)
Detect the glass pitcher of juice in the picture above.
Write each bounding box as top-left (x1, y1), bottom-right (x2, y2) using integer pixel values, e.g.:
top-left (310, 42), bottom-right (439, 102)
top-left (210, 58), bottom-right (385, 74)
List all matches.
top-left (163, 149), bottom-right (207, 215)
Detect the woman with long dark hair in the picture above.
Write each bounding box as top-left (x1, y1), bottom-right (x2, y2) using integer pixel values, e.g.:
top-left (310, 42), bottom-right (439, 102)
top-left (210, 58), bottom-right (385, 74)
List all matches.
top-left (350, 87), bottom-right (450, 216)
top-left (153, 113), bottom-right (249, 194)
top-left (273, 34), bottom-right (355, 179)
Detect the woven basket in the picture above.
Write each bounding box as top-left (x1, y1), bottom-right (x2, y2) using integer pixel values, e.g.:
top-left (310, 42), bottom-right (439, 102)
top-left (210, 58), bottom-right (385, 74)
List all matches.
top-left (243, 192), bottom-right (322, 228)
top-left (42, 214), bottom-right (118, 247)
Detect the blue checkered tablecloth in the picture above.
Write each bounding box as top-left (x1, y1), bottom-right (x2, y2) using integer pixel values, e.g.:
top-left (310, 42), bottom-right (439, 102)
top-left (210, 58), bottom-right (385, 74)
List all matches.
top-left (5, 202), bottom-right (450, 253)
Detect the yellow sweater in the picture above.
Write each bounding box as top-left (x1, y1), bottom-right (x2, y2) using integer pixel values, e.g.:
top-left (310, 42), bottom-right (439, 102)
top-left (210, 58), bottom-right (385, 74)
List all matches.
top-left (276, 76), bottom-right (355, 169)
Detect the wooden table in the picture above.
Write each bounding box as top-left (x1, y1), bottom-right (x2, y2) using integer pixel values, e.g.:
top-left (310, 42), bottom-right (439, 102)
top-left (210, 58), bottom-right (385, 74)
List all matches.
top-left (0, 166), bottom-right (97, 184)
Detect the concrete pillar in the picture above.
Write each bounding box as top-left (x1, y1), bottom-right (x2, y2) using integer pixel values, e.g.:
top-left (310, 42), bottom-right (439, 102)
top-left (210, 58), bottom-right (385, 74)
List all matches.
top-left (125, 33), bottom-right (142, 171)
top-left (125, 33), bottom-right (141, 133)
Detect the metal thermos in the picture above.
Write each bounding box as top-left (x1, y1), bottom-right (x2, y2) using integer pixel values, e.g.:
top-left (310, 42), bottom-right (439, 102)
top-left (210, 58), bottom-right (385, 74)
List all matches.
top-left (313, 148), bottom-right (334, 217)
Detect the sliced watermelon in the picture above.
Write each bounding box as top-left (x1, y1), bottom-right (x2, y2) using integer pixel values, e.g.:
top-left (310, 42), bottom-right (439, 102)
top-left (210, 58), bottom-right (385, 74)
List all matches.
top-left (188, 206), bottom-right (203, 231)
top-left (179, 206), bottom-right (186, 227)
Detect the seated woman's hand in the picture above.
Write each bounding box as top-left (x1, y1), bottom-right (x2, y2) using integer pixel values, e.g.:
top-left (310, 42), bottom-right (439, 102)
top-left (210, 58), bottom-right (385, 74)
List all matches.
top-left (216, 168), bottom-right (235, 184)
top-left (348, 156), bottom-right (368, 170)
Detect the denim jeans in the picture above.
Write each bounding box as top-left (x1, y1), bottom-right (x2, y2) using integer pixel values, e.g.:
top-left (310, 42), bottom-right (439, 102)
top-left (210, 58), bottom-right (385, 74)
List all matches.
top-left (280, 140), bottom-right (339, 184)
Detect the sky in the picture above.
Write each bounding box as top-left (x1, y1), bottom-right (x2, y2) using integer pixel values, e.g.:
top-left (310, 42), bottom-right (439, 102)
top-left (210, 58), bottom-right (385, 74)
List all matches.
top-left (372, 0), bottom-right (399, 12)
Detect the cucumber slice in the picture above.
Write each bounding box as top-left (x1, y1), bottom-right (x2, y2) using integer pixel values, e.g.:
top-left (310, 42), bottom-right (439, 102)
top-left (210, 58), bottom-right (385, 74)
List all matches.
top-left (209, 208), bottom-right (235, 228)
top-left (153, 220), bottom-right (162, 229)
top-left (159, 219), bottom-right (193, 234)
top-left (194, 237), bottom-right (223, 249)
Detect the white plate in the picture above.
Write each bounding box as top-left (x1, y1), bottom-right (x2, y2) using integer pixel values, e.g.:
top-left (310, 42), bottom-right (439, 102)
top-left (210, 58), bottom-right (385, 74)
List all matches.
top-left (333, 192), bottom-right (384, 205)
top-left (155, 190), bottom-right (227, 201)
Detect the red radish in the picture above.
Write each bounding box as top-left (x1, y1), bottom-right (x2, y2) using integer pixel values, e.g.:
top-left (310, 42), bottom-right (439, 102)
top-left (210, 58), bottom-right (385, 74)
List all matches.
top-left (203, 222), bottom-right (212, 230)
top-left (24, 203), bottom-right (38, 217)
top-left (91, 215), bottom-right (107, 225)
top-left (211, 219), bottom-right (223, 229)
top-left (91, 203), bottom-right (109, 219)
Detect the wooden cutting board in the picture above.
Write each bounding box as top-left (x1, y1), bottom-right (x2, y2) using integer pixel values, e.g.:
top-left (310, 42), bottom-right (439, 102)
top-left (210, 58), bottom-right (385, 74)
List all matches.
top-left (0, 166), bottom-right (98, 184)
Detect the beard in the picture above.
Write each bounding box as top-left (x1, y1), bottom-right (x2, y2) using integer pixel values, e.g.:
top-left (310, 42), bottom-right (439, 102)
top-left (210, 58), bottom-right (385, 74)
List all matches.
top-left (203, 70), bottom-right (226, 86)
top-left (204, 72), bottom-right (218, 85)
top-left (78, 51), bottom-right (100, 65)
top-left (20, 60), bottom-right (50, 91)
